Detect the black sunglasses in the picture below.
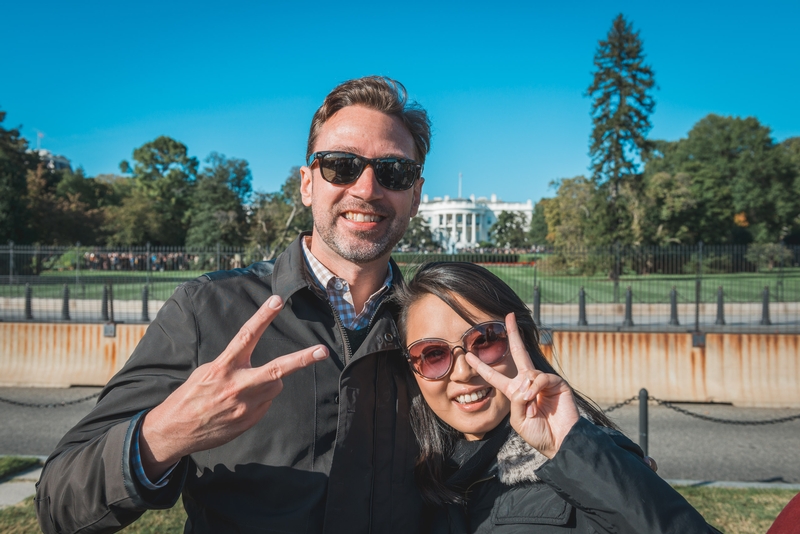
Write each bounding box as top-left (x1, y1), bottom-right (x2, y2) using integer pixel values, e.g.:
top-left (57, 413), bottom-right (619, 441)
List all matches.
top-left (405, 321), bottom-right (510, 381)
top-left (306, 151), bottom-right (422, 191)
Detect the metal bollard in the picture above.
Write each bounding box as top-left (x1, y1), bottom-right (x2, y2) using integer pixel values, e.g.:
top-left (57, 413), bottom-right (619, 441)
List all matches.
top-left (101, 285), bottom-right (109, 321)
top-left (715, 286), bottom-right (725, 325)
top-left (141, 285), bottom-right (150, 322)
top-left (61, 284), bottom-right (70, 320)
top-left (578, 287), bottom-right (588, 326)
top-left (639, 388), bottom-right (649, 456)
top-left (760, 286), bottom-right (771, 326)
top-left (669, 286), bottom-right (679, 326)
top-left (623, 286), bottom-right (634, 327)
top-left (25, 283), bottom-right (33, 320)
top-left (533, 285), bottom-right (541, 325)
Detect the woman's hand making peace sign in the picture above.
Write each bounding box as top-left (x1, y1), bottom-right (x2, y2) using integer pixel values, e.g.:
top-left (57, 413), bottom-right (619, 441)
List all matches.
top-left (465, 313), bottom-right (580, 459)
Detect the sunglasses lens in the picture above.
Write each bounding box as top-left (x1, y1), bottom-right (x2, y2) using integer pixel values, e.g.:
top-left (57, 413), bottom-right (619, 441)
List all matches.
top-left (373, 160), bottom-right (418, 190)
top-left (465, 323), bottom-right (508, 365)
top-left (408, 342), bottom-right (452, 380)
top-left (318, 153), bottom-right (362, 184)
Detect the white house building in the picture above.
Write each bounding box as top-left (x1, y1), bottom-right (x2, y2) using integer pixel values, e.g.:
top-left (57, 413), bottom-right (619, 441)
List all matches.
top-left (417, 193), bottom-right (534, 251)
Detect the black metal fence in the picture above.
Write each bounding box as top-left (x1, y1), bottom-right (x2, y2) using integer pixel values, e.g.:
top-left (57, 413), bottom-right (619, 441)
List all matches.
top-left (2, 242), bottom-right (798, 332)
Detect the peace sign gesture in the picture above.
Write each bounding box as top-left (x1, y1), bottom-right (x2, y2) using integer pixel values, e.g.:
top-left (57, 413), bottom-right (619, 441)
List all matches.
top-left (465, 313), bottom-right (580, 459)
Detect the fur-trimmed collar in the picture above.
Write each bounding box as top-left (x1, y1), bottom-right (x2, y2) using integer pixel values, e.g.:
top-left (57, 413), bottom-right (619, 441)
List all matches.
top-left (496, 415), bottom-right (593, 485)
top-left (496, 430), bottom-right (549, 485)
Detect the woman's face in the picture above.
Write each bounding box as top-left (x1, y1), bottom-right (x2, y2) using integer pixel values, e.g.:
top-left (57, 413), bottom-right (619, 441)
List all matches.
top-left (405, 293), bottom-right (518, 441)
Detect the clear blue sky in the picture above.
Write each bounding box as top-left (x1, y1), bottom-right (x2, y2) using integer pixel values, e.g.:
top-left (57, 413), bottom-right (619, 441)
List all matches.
top-left (4, 0), bottom-right (799, 204)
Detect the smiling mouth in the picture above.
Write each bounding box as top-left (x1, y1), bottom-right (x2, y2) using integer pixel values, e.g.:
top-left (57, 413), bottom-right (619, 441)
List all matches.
top-left (343, 212), bottom-right (383, 223)
top-left (455, 388), bottom-right (491, 405)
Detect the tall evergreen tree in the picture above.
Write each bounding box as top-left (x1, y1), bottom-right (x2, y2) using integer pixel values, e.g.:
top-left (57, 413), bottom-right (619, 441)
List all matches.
top-left (0, 110), bottom-right (39, 243)
top-left (587, 14), bottom-right (656, 241)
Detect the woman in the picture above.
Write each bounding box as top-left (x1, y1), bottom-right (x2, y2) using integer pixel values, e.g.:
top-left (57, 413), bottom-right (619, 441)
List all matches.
top-left (393, 262), bottom-right (720, 534)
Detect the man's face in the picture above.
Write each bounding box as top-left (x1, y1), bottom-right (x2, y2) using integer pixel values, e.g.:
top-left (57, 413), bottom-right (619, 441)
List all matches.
top-left (300, 105), bottom-right (423, 267)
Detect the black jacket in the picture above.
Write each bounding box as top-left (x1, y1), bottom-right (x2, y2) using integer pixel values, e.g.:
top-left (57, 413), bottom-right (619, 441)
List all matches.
top-left (425, 418), bottom-right (721, 534)
top-left (36, 234), bottom-right (421, 533)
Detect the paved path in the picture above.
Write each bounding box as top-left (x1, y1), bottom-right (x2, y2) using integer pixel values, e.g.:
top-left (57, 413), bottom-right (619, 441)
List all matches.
top-left (1, 387), bottom-right (799, 508)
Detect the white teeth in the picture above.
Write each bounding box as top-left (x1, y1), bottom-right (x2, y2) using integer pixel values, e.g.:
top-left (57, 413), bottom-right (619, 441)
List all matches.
top-left (456, 389), bottom-right (489, 404)
top-left (344, 212), bottom-right (381, 222)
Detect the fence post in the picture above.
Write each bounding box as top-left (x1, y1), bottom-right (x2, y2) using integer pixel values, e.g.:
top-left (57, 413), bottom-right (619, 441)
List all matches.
top-left (216, 242), bottom-right (221, 272)
top-left (715, 286), bottom-right (726, 325)
top-left (639, 388), bottom-right (649, 456)
top-left (533, 285), bottom-right (541, 326)
top-left (760, 286), bottom-right (771, 326)
top-left (25, 283), bottom-right (33, 320)
top-left (623, 286), bottom-right (634, 327)
top-left (108, 283), bottom-right (115, 323)
top-left (101, 284), bottom-right (109, 322)
top-left (75, 241), bottom-right (81, 289)
top-left (578, 286), bottom-right (588, 326)
top-left (8, 240), bottom-right (13, 289)
top-left (146, 242), bottom-right (151, 287)
top-left (613, 242), bottom-right (620, 304)
top-left (141, 285), bottom-right (149, 322)
top-left (695, 241), bottom-right (703, 331)
top-left (61, 284), bottom-right (70, 320)
top-left (669, 286), bottom-right (679, 325)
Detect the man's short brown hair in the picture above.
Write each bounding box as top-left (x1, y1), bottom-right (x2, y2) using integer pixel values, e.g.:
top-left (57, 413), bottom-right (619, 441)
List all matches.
top-left (306, 76), bottom-right (432, 164)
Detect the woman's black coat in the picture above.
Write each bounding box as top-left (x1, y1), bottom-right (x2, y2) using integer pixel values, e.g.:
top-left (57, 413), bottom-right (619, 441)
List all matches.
top-left (423, 418), bottom-right (721, 534)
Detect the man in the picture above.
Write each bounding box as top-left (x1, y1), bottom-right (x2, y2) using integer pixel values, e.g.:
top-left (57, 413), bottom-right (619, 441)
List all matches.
top-left (36, 76), bottom-right (430, 533)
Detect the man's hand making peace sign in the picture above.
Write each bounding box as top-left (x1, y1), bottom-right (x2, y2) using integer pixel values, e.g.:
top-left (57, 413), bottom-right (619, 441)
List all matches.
top-left (139, 295), bottom-right (329, 479)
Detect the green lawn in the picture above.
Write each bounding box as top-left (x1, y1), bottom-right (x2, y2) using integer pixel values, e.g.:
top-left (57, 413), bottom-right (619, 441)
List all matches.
top-left (0, 457), bottom-right (40, 480)
top-left (5, 265), bottom-right (799, 305)
top-left (1, 485), bottom-right (795, 533)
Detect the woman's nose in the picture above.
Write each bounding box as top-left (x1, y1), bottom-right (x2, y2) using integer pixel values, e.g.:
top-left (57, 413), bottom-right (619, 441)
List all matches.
top-left (449, 349), bottom-right (478, 382)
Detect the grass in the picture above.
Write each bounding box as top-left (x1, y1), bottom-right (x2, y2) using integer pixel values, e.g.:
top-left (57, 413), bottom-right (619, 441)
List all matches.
top-left (0, 457), bottom-right (40, 481)
top-left (1, 485), bottom-right (795, 533)
top-left (675, 486), bottom-right (798, 534)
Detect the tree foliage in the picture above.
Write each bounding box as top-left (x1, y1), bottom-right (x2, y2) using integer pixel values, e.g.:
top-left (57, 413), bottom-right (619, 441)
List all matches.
top-left (397, 215), bottom-right (437, 252)
top-left (0, 110), bottom-right (39, 243)
top-left (490, 211), bottom-right (530, 249)
top-left (185, 153), bottom-right (252, 249)
top-left (643, 115), bottom-right (798, 244)
top-left (248, 167), bottom-right (312, 259)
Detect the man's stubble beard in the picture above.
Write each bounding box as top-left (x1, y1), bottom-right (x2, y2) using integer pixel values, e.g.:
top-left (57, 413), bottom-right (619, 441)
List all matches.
top-left (311, 203), bottom-right (411, 265)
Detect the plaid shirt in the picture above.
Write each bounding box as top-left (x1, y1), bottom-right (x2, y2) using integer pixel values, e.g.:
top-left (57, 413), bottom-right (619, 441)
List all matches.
top-left (302, 236), bottom-right (393, 330)
top-left (133, 238), bottom-right (394, 489)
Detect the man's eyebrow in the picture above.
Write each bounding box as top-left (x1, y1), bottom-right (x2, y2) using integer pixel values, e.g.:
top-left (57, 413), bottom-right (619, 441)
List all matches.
top-left (327, 146), bottom-right (412, 159)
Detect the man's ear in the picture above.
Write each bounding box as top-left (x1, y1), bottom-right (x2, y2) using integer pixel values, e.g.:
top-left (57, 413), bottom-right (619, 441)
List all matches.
top-left (300, 165), bottom-right (313, 207)
top-left (410, 177), bottom-right (424, 217)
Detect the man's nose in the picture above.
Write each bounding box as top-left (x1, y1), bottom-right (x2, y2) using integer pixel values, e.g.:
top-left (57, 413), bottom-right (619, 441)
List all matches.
top-left (347, 164), bottom-right (384, 200)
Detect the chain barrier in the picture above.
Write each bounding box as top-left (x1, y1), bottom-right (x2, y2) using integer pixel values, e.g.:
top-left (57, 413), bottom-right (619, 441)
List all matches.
top-left (602, 395), bottom-right (800, 425)
top-left (602, 396), bottom-right (638, 413)
top-left (0, 392), bottom-right (100, 408)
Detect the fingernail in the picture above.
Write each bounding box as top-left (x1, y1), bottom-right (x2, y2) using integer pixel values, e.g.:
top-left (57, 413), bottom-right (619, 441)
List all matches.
top-left (523, 389), bottom-right (536, 401)
top-left (268, 296), bottom-right (283, 309)
top-left (518, 378), bottom-right (531, 394)
top-left (312, 348), bottom-right (327, 360)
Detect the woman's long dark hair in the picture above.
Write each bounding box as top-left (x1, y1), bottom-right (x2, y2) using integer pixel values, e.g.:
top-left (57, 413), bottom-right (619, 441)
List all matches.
top-left (392, 262), bottom-right (617, 505)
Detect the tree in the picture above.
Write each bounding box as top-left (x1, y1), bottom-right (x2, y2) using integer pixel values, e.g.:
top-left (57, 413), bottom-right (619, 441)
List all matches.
top-left (396, 215), bottom-right (437, 252)
top-left (490, 211), bottom-right (530, 249)
top-left (185, 153), bottom-right (252, 248)
top-left (0, 110), bottom-right (39, 243)
top-left (643, 115), bottom-right (798, 244)
top-left (248, 167), bottom-right (312, 259)
top-left (107, 136), bottom-right (198, 245)
top-left (542, 176), bottom-right (608, 249)
top-left (527, 200), bottom-right (549, 245)
top-left (587, 14), bottom-right (656, 242)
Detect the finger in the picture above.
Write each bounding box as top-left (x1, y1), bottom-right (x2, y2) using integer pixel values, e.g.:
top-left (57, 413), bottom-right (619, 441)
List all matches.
top-left (465, 352), bottom-right (513, 393)
top-left (505, 313), bottom-right (535, 373)
top-left (253, 344), bottom-right (329, 384)
top-left (218, 295), bottom-right (284, 367)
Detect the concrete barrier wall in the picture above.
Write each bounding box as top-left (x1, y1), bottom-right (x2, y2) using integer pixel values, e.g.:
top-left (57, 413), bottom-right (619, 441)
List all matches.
top-left (547, 331), bottom-right (800, 408)
top-left (0, 323), bottom-right (148, 387)
top-left (1, 323), bottom-right (798, 407)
